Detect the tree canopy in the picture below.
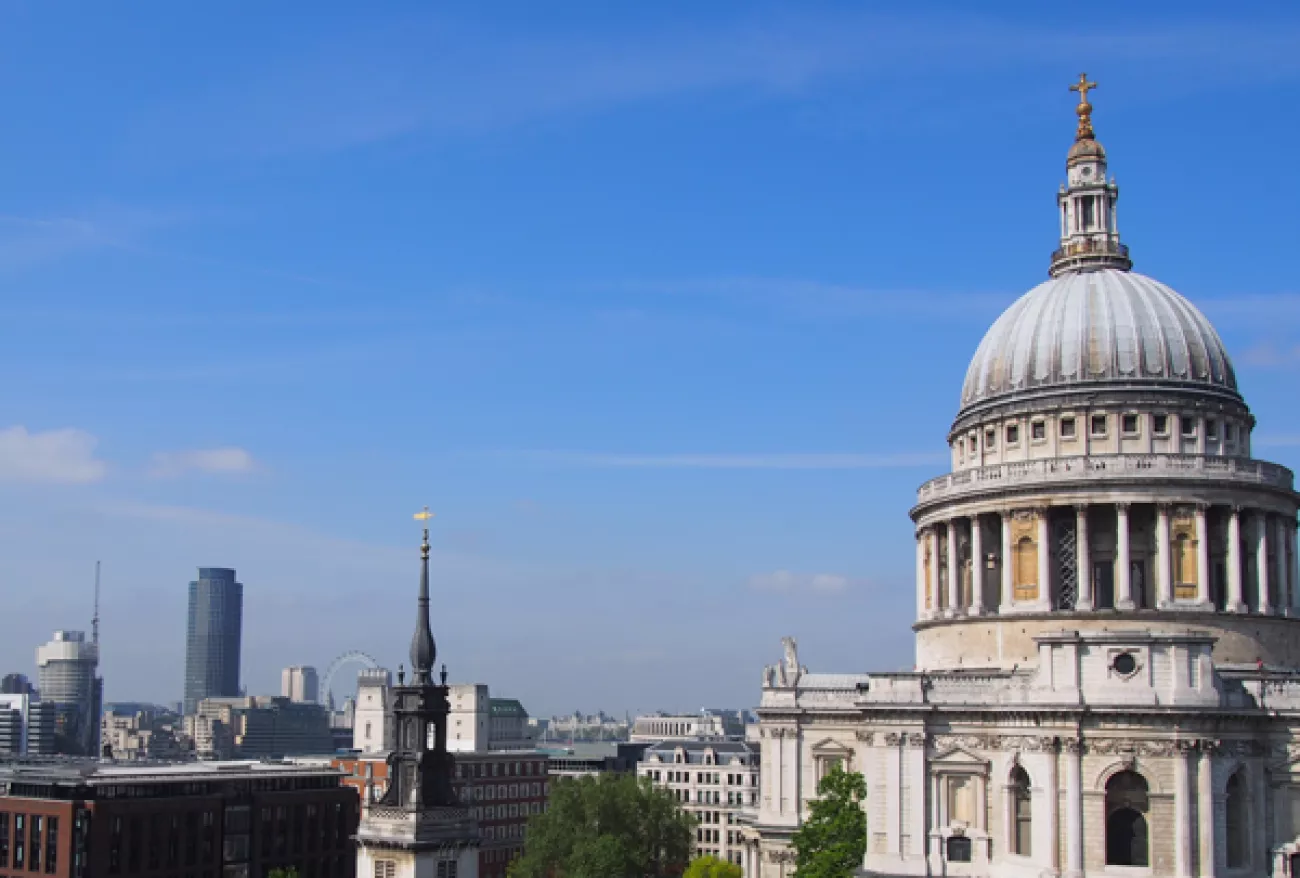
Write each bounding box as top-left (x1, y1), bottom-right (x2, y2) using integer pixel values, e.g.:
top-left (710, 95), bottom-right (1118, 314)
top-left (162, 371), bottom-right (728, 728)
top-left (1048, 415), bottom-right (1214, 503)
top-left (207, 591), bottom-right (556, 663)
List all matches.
top-left (509, 773), bottom-right (695, 878)
top-left (683, 854), bottom-right (744, 878)
top-left (790, 766), bottom-right (867, 878)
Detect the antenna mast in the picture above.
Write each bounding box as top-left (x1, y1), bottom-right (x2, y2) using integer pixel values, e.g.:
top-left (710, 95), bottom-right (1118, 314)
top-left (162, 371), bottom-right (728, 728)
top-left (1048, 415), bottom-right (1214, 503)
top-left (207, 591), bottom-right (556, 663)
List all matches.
top-left (93, 561), bottom-right (101, 646)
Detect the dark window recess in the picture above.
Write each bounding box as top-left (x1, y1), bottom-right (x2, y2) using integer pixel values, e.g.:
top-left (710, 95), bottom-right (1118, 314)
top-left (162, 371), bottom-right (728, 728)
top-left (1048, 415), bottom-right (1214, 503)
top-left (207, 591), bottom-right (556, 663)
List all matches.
top-left (45, 816), bottom-right (58, 875)
top-left (1207, 418), bottom-right (1218, 439)
top-left (985, 429), bottom-right (996, 449)
top-left (1031, 421), bottom-right (1046, 440)
top-left (1153, 414), bottom-right (1168, 435)
top-left (0, 811), bottom-right (9, 868)
top-left (1181, 417), bottom-right (1198, 438)
top-left (1113, 653), bottom-right (1137, 675)
top-left (946, 836), bottom-right (972, 863)
top-left (1060, 418), bottom-right (1076, 438)
top-left (1122, 414), bottom-right (1139, 435)
top-left (1006, 424), bottom-right (1020, 444)
top-left (1090, 415), bottom-right (1108, 436)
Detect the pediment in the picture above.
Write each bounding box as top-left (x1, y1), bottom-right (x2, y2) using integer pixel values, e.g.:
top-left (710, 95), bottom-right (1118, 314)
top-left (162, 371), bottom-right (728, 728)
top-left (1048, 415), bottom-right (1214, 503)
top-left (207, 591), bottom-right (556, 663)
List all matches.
top-left (809, 737), bottom-right (854, 756)
top-left (932, 746), bottom-right (990, 770)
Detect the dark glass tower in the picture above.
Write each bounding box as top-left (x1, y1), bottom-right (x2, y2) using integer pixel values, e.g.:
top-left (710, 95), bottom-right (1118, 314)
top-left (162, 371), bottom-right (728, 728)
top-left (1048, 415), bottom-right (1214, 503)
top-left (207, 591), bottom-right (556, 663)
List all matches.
top-left (183, 567), bottom-right (243, 715)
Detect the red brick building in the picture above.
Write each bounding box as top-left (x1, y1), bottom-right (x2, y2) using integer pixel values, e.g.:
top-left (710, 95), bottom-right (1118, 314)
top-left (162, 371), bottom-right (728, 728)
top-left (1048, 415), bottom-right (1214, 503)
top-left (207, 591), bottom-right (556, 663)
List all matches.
top-left (333, 750), bottom-right (548, 878)
top-left (0, 758), bottom-right (357, 878)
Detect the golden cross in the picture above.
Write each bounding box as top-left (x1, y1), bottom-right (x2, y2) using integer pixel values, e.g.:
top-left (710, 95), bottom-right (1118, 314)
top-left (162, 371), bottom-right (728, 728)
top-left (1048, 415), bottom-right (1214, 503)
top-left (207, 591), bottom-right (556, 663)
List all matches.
top-left (413, 506), bottom-right (435, 522)
top-left (1069, 73), bottom-right (1097, 105)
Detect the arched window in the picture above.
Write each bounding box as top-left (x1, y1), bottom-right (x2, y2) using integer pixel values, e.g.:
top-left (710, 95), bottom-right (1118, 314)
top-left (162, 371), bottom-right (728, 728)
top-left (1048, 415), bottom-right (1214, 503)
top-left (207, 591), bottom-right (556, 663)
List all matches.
top-left (1105, 771), bottom-right (1150, 866)
top-left (1014, 536), bottom-right (1038, 601)
top-left (1010, 766), bottom-right (1032, 856)
top-left (1226, 770), bottom-right (1249, 868)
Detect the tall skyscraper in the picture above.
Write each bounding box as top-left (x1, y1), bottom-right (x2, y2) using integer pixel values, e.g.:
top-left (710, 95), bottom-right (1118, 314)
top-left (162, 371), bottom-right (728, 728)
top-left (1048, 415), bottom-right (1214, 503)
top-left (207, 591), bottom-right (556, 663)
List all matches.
top-left (281, 665), bottom-right (319, 703)
top-left (35, 630), bottom-right (100, 755)
top-left (184, 567), bottom-right (243, 715)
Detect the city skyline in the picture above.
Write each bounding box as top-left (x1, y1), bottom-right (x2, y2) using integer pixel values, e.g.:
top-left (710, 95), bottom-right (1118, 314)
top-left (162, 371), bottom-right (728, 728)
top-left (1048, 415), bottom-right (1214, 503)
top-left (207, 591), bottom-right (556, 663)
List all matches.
top-left (1, 1), bottom-right (1299, 715)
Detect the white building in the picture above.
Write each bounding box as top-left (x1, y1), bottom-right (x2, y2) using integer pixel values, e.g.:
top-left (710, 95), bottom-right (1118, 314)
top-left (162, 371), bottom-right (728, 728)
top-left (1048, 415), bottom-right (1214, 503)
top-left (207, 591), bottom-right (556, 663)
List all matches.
top-left (744, 79), bottom-right (1300, 878)
top-left (640, 739), bottom-right (760, 869)
top-left (354, 668), bottom-right (392, 754)
top-left (631, 710), bottom-right (749, 743)
top-left (281, 665), bottom-right (320, 703)
top-left (35, 629), bottom-right (102, 755)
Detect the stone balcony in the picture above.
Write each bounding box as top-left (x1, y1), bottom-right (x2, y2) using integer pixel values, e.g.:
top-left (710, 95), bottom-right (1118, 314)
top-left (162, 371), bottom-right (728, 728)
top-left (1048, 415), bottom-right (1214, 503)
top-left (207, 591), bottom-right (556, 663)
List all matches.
top-left (916, 453), bottom-right (1295, 506)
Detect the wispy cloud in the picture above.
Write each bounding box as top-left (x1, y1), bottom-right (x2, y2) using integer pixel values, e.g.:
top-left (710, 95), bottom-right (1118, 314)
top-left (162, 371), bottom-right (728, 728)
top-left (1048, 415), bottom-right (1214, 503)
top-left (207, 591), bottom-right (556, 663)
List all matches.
top-left (0, 426), bottom-right (106, 484)
top-left (1237, 342), bottom-right (1300, 369)
top-left (499, 450), bottom-right (946, 470)
top-left (0, 210), bottom-right (182, 271)
top-left (748, 570), bottom-right (856, 595)
top-left (148, 447), bottom-right (259, 478)
top-left (131, 11), bottom-right (1300, 159)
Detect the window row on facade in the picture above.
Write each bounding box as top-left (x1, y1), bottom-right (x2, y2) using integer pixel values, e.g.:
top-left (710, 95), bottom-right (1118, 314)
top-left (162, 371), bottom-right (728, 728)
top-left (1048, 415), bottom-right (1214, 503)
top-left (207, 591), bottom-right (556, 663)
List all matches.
top-left (918, 503), bottom-right (1300, 617)
top-left (954, 410), bottom-right (1250, 469)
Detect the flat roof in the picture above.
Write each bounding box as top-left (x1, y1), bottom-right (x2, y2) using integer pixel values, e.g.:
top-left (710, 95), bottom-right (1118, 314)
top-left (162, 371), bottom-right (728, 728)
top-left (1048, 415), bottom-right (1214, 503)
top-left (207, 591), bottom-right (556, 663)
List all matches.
top-left (0, 758), bottom-right (344, 785)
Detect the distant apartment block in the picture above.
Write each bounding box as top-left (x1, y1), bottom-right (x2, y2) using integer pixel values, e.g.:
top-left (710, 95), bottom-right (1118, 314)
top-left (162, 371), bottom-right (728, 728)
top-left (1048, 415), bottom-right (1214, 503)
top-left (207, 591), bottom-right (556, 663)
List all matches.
top-left (638, 740), bottom-right (760, 868)
top-left (184, 567), bottom-right (243, 715)
top-left (281, 666), bottom-right (319, 704)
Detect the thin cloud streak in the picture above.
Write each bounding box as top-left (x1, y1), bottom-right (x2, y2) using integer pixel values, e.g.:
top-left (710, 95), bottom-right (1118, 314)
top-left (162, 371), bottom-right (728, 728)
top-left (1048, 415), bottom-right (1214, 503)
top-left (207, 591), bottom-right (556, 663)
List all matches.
top-left (131, 12), bottom-right (1300, 160)
top-left (498, 450), bottom-right (947, 470)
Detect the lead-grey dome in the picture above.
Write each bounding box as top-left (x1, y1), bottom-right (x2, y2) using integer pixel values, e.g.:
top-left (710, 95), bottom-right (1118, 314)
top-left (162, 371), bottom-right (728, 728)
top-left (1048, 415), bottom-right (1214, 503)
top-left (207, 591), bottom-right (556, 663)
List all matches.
top-left (960, 269), bottom-right (1239, 413)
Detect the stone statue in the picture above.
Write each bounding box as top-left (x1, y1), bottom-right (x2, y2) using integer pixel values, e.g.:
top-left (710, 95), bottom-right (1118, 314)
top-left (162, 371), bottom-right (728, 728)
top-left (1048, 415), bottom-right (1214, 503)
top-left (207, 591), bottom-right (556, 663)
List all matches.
top-left (781, 636), bottom-right (802, 686)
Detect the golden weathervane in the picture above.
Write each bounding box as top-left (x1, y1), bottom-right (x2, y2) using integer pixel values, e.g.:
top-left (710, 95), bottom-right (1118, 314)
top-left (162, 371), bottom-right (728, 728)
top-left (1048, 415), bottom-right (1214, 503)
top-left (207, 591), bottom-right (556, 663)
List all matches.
top-left (414, 506), bottom-right (435, 557)
top-left (1069, 73), bottom-right (1098, 140)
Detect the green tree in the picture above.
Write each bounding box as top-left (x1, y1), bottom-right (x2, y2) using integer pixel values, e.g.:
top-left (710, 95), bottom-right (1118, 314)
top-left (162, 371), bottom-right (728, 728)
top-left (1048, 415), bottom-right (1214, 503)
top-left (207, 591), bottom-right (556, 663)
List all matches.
top-left (267, 870), bottom-right (299, 878)
top-left (509, 773), bottom-right (695, 878)
top-left (683, 854), bottom-right (744, 878)
top-left (790, 766), bottom-right (867, 878)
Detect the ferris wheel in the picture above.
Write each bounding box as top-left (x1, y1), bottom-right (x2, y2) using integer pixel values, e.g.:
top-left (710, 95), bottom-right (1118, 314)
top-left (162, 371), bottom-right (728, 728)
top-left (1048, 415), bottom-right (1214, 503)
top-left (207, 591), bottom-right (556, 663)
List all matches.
top-left (320, 650), bottom-right (379, 705)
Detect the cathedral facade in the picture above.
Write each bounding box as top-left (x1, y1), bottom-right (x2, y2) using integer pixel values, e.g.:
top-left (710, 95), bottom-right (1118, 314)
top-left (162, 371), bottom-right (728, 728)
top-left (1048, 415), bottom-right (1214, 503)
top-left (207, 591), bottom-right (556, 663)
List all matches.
top-left (743, 78), bottom-right (1300, 878)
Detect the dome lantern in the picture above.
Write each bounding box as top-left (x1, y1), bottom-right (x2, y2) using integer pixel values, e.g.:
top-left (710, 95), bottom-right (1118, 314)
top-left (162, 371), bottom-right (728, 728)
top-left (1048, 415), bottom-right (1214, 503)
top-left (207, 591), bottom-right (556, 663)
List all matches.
top-left (1050, 74), bottom-right (1132, 277)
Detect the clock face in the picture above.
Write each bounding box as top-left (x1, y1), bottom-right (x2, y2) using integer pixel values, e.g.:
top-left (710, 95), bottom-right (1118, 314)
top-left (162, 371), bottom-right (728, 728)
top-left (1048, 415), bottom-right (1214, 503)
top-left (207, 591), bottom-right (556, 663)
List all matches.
top-left (1080, 166), bottom-right (1092, 177)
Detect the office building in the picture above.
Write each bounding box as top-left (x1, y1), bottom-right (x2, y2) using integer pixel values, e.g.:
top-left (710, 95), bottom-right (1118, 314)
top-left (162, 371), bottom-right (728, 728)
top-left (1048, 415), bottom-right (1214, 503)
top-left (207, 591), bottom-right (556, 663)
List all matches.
top-left (282, 666), bottom-right (320, 704)
top-left (0, 759), bottom-right (357, 877)
top-left (186, 696), bottom-right (333, 759)
top-left (630, 709), bottom-right (749, 743)
top-left (183, 567), bottom-right (243, 715)
top-left (639, 740), bottom-right (759, 868)
top-left (0, 695), bottom-right (55, 756)
top-left (0, 674), bottom-right (35, 696)
top-left (35, 631), bottom-right (101, 756)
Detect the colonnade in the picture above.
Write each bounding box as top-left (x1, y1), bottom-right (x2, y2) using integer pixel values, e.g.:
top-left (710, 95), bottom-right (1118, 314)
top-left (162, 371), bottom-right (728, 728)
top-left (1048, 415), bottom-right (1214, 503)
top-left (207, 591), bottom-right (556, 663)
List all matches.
top-left (915, 503), bottom-right (1300, 618)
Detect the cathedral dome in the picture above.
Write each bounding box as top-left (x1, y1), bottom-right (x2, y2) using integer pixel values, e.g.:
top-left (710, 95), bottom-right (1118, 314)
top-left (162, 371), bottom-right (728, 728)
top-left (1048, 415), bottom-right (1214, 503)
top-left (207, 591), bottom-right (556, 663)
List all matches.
top-left (959, 268), bottom-right (1239, 414)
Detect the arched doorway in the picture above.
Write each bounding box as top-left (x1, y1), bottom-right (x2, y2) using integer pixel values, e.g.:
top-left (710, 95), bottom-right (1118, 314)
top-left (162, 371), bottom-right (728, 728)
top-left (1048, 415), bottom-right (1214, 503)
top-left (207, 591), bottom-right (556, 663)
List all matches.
top-left (1105, 771), bottom-right (1150, 866)
top-left (1225, 769), bottom-right (1249, 868)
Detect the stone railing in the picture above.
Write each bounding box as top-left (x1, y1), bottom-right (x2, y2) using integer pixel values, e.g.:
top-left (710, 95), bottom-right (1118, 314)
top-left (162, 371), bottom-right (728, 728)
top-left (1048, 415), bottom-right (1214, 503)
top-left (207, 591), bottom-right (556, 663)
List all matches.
top-left (917, 454), bottom-right (1295, 504)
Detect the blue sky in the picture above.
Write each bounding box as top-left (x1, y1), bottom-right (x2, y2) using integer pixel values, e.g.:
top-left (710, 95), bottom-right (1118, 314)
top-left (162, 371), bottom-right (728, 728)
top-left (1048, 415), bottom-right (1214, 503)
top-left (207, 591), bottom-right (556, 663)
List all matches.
top-left (1, 2), bottom-right (1298, 715)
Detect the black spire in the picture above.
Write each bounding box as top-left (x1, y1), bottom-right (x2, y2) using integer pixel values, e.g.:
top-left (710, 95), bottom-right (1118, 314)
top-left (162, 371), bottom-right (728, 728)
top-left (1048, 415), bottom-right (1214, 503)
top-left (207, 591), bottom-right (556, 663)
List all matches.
top-left (409, 515), bottom-right (437, 684)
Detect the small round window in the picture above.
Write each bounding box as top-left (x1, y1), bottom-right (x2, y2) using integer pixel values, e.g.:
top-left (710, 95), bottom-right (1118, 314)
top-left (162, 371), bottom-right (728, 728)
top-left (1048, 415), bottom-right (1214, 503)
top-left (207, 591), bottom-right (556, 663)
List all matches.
top-left (1112, 653), bottom-right (1137, 676)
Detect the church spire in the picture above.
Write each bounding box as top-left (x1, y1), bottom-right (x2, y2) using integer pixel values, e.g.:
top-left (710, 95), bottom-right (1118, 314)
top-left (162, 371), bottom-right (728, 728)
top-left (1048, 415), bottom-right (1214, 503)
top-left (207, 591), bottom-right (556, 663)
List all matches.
top-left (1049, 74), bottom-right (1133, 277)
top-left (410, 507), bottom-right (437, 685)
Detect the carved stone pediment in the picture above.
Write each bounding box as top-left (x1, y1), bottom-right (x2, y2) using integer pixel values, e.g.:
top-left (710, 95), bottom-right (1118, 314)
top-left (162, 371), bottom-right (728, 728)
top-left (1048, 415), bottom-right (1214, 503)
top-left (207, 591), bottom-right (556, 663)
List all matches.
top-left (809, 737), bottom-right (855, 756)
top-left (931, 745), bottom-right (991, 771)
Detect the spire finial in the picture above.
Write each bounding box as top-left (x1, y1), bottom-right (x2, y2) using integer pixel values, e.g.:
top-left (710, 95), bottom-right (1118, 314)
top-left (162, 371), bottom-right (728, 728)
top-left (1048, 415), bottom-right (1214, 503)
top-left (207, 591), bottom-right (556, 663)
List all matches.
top-left (409, 507), bottom-right (438, 684)
top-left (1069, 73), bottom-right (1098, 141)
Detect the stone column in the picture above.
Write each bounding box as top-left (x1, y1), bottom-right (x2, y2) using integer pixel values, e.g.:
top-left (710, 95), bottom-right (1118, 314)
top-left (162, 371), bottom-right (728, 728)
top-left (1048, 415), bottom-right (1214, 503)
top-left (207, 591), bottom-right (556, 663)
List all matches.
top-left (1227, 506), bottom-right (1246, 613)
top-left (1043, 746), bottom-right (1059, 872)
top-left (1196, 505), bottom-right (1212, 608)
top-left (1157, 503), bottom-right (1173, 608)
top-left (929, 528), bottom-right (941, 615)
top-left (1289, 521), bottom-right (1299, 616)
top-left (916, 529), bottom-right (927, 620)
top-left (1175, 743), bottom-right (1193, 878)
top-left (970, 515), bottom-right (985, 615)
top-left (1075, 506), bottom-right (1093, 611)
top-left (1116, 503), bottom-right (1134, 609)
top-left (1198, 747), bottom-right (1217, 877)
top-left (1257, 512), bottom-right (1272, 615)
top-left (1063, 741), bottom-right (1083, 878)
top-left (946, 519), bottom-right (961, 616)
top-left (1276, 517), bottom-right (1289, 616)
top-left (1037, 510), bottom-right (1052, 610)
top-left (907, 737), bottom-right (927, 863)
top-left (1001, 512), bottom-right (1014, 610)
